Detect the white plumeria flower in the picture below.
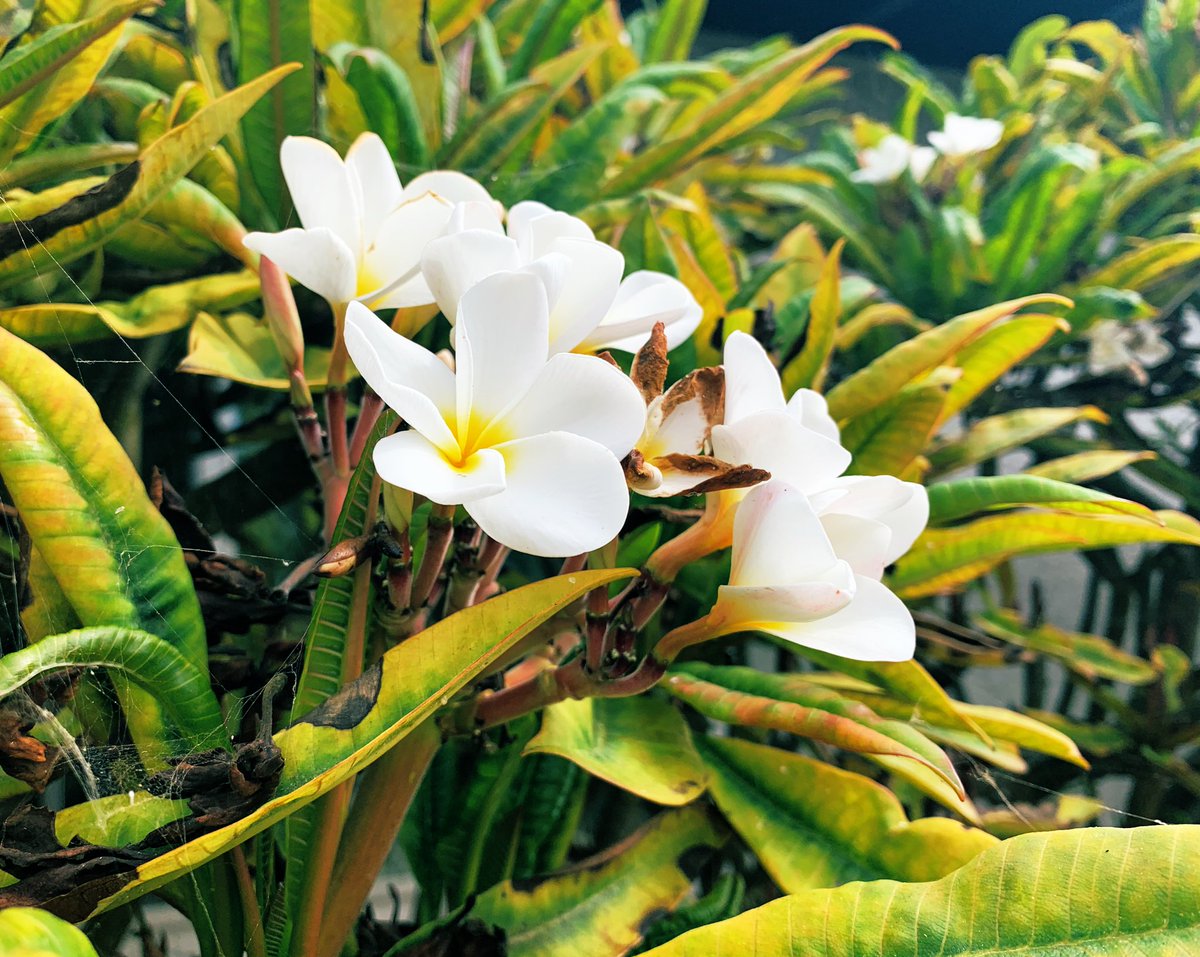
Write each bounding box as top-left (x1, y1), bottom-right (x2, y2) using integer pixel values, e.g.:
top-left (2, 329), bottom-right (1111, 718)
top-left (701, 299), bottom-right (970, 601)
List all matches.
top-left (1087, 319), bottom-right (1173, 380)
top-left (851, 133), bottom-right (937, 184)
top-left (708, 480), bottom-right (915, 661)
top-left (712, 332), bottom-right (928, 579)
top-left (928, 113), bottom-right (1004, 158)
top-left (342, 271), bottom-right (647, 557)
top-left (420, 200), bottom-right (702, 354)
top-left (243, 133), bottom-right (495, 311)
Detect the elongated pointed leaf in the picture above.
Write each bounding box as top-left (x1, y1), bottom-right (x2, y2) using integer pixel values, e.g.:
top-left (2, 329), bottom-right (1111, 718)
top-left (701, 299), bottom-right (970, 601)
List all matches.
top-left (893, 510), bottom-right (1200, 598)
top-left (0, 1), bottom-right (142, 111)
top-left (525, 695), bottom-right (708, 807)
top-left (234, 0), bottom-right (314, 224)
top-left (0, 328), bottom-right (205, 664)
top-left (644, 0), bottom-right (707, 63)
top-left (825, 295), bottom-right (1072, 422)
top-left (697, 735), bottom-right (994, 893)
top-left (1083, 234), bottom-right (1200, 291)
top-left (841, 382), bottom-right (947, 478)
top-left (603, 27), bottom-right (897, 195)
top-left (1023, 449), bottom-right (1157, 484)
top-left (664, 664), bottom-right (967, 809)
top-left (926, 475), bottom-right (1153, 524)
top-left (178, 311), bottom-right (333, 390)
top-left (643, 825), bottom-right (1200, 956)
top-left (0, 64), bottom-right (298, 288)
top-left (464, 805), bottom-right (725, 957)
top-left (780, 239), bottom-right (842, 393)
top-left (0, 627), bottom-right (226, 753)
top-left (975, 608), bottom-right (1159, 684)
top-left (928, 406), bottom-right (1109, 474)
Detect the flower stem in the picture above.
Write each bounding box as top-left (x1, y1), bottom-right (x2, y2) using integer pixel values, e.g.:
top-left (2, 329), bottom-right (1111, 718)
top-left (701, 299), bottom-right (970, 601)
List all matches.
top-left (410, 504), bottom-right (455, 609)
top-left (348, 389), bottom-right (385, 468)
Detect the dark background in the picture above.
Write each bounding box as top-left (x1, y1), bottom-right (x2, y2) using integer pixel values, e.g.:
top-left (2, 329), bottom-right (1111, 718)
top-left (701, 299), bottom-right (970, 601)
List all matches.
top-left (685, 1), bottom-right (1142, 66)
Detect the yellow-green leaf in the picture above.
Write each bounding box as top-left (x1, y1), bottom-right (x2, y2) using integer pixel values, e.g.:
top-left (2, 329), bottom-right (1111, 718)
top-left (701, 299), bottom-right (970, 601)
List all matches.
top-left (643, 825), bottom-right (1200, 956)
top-left (178, 311), bottom-right (334, 390)
top-left (525, 695), bottom-right (708, 807)
top-left (927, 406), bottom-right (1109, 474)
top-left (841, 382), bottom-right (947, 477)
top-left (0, 908), bottom-right (99, 957)
top-left (780, 239), bottom-right (843, 393)
top-left (696, 735), bottom-right (994, 891)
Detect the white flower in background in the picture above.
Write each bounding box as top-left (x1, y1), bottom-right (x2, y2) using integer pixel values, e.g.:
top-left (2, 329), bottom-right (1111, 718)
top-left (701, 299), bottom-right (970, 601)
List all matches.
top-left (343, 272), bottom-right (646, 557)
top-left (928, 113), bottom-right (1004, 158)
top-left (1087, 319), bottom-right (1173, 380)
top-left (712, 332), bottom-right (928, 579)
top-left (706, 480), bottom-right (916, 661)
top-left (244, 133), bottom-right (495, 311)
top-left (851, 133), bottom-right (937, 184)
top-left (420, 200), bottom-right (702, 354)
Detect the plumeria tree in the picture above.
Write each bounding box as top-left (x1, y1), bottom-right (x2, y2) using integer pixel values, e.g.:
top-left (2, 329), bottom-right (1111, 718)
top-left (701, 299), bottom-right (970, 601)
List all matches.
top-left (0, 1), bottom-right (1199, 955)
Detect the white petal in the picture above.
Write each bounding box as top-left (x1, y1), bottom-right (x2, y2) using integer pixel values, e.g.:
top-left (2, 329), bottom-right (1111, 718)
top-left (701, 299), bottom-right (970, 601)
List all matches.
top-left (758, 575), bottom-right (915, 662)
top-left (345, 132), bottom-right (403, 240)
top-left (360, 192), bottom-right (454, 307)
top-left (374, 430), bottom-right (505, 505)
top-left (421, 230), bottom-right (521, 322)
top-left (449, 201), bottom-right (505, 234)
top-left (909, 146), bottom-right (937, 182)
top-left (581, 272), bottom-right (702, 353)
top-left (786, 388), bottom-right (840, 442)
top-left (280, 136), bottom-right (361, 254)
top-left (820, 513), bottom-right (893, 580)
top-left (244, 227), bottom-right (357, 306)
top-left (508, 201), bottom-right (594, 261)
top-left (729, 480), bottom-right (841, 587)
top-left (643, 394), bottom-right (710, 459)
top-left (404, 170), bottom-right (496, 206)
top-left (711, 412), bottom-right (851, 494)
top-left (455, 271), bottom-right (550, 436)
top-left (518, 253), bottom-right (570, 323)
top-left (716, 564), bottom-right (855, 625)
top-left (542, 239), bottom-right (624, 354)
top-left (343, 301), bottom-right (457, 452)
top-left (492, 353), bottom-right (646, 455)
top-left (722, 331), bottom-right (785, 423)
top-left (822, 475), bottom-right (929, 565)
top-left (467, 432), bottom-right (630, 557)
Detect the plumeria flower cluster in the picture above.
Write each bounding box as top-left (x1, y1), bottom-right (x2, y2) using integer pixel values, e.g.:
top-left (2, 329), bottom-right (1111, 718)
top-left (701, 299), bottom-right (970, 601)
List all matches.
top-left (251, 136), bottom-right (926, 663)
top-left (852, 113), bottom-right (1005, 185)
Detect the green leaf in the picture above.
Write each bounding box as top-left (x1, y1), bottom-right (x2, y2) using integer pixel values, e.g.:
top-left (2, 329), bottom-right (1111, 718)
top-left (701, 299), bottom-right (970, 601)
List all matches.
top-left (642, 825), bottom-right (1200, 956)
top-left (780, 239), bottom-right (842, 393)
top-left (0, 0), bottom-right (142, 111)
top-left (525, 695), bottom-right (709, 806)
top-left (0, 908), bottom-right (99, 957)
top-left (927, 406), bottom-right (1109, 474)
top-left (0, 64), bottom-right (298, 288)
top-left (1023, 449), bottom-right (1157, 484)
top-left (926, 475), bottom-right (1154, 524)
top-left (47, 569), bottom-right (636, 921)
top-left (0, 270), bottom-right (259, 345)
top-left (892, 510), bottom-right (1200, 598)
top-left (936, 314), bottom-right (1067, 425)
top-left (1083, 234), bottom-right (1200, 292)
top-left (342, 46), bottom-right (429, 167)
top-left (603, 27), bottom-right (897, 195)
top-left (840, 382), bottom-right (947, 478)
top-left (0, 626), bottom-right (226, 754)
top-left (0, 328), bottom-right (206, 664)
top-left (825, 295), bottom-right (1072, 422)
top-left (664, 664), bottom-right (969, 812)
top-left (975, 608), bottom-right (1159, 685)
top-left (643, 0), bottom-right (706, 63)
top-left (697, 736), bottom-right (995, 892)
top-left (511, 755), bottom-right (588, 879)
top-left (464, 806), bottom-right (725, 957)
top-left (233, 0), bottom-right (314, 225)
top-left (178, 311), bottom-right (333, 390)
top-left (507, 0), bottom-right (605, 77)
